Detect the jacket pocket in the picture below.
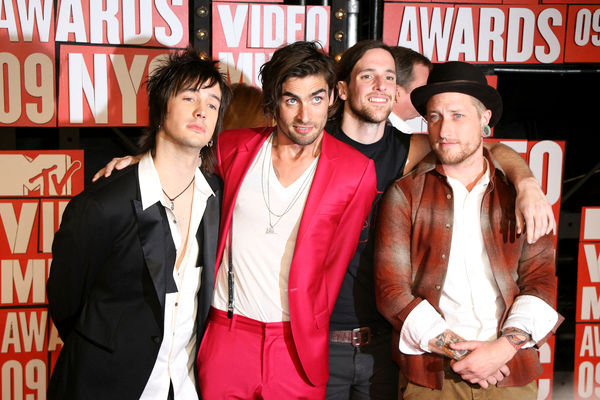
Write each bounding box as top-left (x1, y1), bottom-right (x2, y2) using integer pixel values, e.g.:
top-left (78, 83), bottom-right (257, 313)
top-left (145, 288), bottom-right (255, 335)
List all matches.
top-left (314, 308), bottom-right (329, 330)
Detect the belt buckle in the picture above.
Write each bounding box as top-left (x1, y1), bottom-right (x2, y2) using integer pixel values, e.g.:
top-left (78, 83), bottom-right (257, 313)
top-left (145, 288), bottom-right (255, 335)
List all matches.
top-left (351, 327), bottom-right (371, 347)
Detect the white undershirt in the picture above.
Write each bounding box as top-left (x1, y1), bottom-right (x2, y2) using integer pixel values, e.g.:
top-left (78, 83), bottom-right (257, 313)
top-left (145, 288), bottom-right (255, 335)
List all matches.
top-left (212, 134), bottom-right (318, 322)
top-left (388, 112), bottom-right (428, 134)
top-left (399, 163), bottom-right (559, 354)
top-left (137, 152), bottom-right (213, 400)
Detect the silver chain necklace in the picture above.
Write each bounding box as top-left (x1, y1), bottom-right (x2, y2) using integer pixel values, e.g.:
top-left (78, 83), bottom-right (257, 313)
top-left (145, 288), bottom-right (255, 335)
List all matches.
top-left (261, 135), bottom-right (317, 234)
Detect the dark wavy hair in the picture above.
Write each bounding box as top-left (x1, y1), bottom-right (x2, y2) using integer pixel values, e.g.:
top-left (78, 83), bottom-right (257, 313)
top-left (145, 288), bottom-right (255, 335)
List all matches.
top-left (259, 41), bottom-right (336, 119)
top-left (139, 46), bottom-right (232, 173)
top-left (332, 40), bottom-right (394, 120)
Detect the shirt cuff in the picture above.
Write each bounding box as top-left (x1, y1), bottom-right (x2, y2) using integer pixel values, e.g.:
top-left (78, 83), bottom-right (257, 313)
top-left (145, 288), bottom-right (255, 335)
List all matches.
top-left (399, 300), bottom-right (449, 354)
top-left (502, 295), bottom-right (559, 347)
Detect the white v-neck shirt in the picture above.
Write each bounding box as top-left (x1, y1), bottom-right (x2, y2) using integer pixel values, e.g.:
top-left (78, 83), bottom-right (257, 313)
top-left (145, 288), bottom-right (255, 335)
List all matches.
top-left (213, 135), bottom-right (319, 322)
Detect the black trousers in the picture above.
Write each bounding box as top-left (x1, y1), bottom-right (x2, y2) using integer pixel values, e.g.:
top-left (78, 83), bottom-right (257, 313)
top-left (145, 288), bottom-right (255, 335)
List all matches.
top-left (326, 331), bottom-right (398, 400)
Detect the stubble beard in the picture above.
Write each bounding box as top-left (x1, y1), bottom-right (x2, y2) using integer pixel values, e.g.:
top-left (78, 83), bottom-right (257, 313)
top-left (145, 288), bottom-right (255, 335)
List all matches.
top-left (434, 136), bottom-right (483, 166)
top-left (278, 118), bottom-right (326, 147)
top-left (348, 96), bottom-right (393, 124)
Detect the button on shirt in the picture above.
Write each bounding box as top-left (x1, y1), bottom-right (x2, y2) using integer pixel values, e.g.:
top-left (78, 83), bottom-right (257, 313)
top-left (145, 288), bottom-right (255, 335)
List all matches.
top-left (399, 162), bottom-right (559, 354)
top-left (137, 152), bottom-right (213, 400)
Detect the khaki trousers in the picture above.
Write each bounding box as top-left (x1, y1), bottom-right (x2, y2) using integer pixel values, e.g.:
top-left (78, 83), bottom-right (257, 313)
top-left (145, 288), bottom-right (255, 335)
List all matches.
top-left (401, 369), bottom-right (537, 400)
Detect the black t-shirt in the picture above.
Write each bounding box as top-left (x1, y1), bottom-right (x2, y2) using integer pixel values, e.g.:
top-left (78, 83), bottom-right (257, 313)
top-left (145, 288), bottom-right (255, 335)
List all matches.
top-left (329, 124), bottom-right (411, 330)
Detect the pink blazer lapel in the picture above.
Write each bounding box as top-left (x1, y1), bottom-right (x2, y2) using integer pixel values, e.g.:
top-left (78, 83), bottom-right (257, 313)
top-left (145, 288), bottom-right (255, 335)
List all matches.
top-left (215, 129), bottom-right (271, 272)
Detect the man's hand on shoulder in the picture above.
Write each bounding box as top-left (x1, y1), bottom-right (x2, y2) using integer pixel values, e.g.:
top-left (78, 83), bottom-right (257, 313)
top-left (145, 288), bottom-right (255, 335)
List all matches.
top-left (92, 155), bottom-right (140, 182)
top-left (485, 142), bottom-right (555, 243)
top-left (515, 176), bottom-right (555, 244)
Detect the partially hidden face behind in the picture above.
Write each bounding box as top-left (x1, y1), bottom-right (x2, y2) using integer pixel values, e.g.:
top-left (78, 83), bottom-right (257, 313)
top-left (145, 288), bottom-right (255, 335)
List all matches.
top-left (338, 48), bottom-right (397, 124)
top-left (160, 81), bottom-right (223, 150)
top-left (395, 62), bottom-right (430, 120)
top-left (275, 74), bottom-right (334, 147)
top-left (426, 91), bottom-right (491, 166)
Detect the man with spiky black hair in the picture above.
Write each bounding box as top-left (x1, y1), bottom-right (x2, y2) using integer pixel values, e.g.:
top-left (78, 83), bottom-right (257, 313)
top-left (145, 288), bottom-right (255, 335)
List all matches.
top-left (47, 47), bottom-right (231, 400)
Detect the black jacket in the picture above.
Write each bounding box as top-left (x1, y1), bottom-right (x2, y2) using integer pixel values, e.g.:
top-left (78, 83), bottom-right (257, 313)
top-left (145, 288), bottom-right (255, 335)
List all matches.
top-left (47, 164), bottom-right (220, 399)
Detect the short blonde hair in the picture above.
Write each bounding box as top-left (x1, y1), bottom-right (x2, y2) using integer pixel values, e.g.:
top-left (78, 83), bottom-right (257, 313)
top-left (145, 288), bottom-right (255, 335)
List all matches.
top-left (470, 96), bottom-right (488, 118)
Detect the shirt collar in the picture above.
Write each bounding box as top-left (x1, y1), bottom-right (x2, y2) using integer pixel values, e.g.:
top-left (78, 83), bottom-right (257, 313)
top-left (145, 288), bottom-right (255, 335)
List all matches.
top-left (138, 151), bottom-right (214, 211)
top-left (388, 112), bottom-right (414, 134)
top-left (446, 158), bottom-right (491, 190)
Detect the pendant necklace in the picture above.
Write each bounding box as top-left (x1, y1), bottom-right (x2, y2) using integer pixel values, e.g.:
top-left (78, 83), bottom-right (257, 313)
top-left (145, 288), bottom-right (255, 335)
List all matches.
top-left (261, 135), bottom-right (317, 234)
top-left (162, 176), bottom-right (195, 211)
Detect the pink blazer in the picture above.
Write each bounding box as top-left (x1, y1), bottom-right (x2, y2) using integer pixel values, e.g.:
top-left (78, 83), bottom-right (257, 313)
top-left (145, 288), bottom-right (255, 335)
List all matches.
top-left (215, 127), bottom-right (377, 385)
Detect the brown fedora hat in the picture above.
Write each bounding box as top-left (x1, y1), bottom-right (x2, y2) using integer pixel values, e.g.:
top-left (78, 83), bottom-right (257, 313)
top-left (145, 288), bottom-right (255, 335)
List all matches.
top-left (411, 61), bottom-right (503, 127)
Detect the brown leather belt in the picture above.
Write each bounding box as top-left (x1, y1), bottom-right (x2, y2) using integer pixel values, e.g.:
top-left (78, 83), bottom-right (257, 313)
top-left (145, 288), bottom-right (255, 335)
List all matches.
top-left (330, 327), bottom-right (372, 347)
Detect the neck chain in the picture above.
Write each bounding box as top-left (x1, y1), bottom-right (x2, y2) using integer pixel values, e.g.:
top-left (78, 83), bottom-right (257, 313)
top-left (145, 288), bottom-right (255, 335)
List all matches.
top-left (261, 135), bottom-right (317, 234)
top-left (162, 176), bottom-right (195, 211)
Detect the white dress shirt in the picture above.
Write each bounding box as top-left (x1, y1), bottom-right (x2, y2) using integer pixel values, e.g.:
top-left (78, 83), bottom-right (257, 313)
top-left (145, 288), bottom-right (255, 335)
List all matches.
top-left (137, 152), bottom-right (213, 400)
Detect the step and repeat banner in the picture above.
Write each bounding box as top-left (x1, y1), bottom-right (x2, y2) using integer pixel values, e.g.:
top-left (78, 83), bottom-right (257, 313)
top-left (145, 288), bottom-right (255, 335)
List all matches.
top-left (0, 151), bottom-right (83, 399)
top-left (212, 1), bottom-right (330, 86)
top-left (2, 0), bottom-right (598, 127)
top-left (575, 207), bottom-right (600, 399)
top-left (382, 0), bottom-right (600, 64)
top-left (0, 0), bottom-right (587, 398)
top-left (1, 0), bottom-right (188, 127)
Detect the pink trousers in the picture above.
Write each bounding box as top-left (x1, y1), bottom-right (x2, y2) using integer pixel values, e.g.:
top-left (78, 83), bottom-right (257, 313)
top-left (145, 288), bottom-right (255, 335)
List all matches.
top-left (197, 308), bottom-right (326, 399)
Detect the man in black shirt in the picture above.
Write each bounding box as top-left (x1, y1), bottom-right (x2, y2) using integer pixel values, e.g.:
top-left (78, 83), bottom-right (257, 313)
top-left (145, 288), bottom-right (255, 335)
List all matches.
top-left (326, 40), bottom-right (556, 399)
top-left (325, 39), bottom-right (421, 400)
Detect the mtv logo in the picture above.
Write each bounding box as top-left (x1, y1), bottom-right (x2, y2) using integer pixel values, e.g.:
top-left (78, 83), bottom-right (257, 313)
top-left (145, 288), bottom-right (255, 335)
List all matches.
top-left (0, 154), bottom-right (82, 196)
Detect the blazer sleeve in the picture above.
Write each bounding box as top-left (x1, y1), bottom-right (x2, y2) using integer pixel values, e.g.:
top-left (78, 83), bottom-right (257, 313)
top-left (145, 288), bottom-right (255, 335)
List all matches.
top-left (374, 181), bottom-right (423, 333)
top-left (47, 194), bottom-right (111, 340)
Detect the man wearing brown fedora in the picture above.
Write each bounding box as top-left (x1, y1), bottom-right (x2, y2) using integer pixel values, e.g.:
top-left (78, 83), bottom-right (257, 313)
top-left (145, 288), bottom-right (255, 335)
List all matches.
top-left (374, 61), bottom-right (563, 399)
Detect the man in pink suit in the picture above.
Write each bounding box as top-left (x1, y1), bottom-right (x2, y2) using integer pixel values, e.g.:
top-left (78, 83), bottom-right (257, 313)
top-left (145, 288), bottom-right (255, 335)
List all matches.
top-left (195, 41), bottom-right (377, 398)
